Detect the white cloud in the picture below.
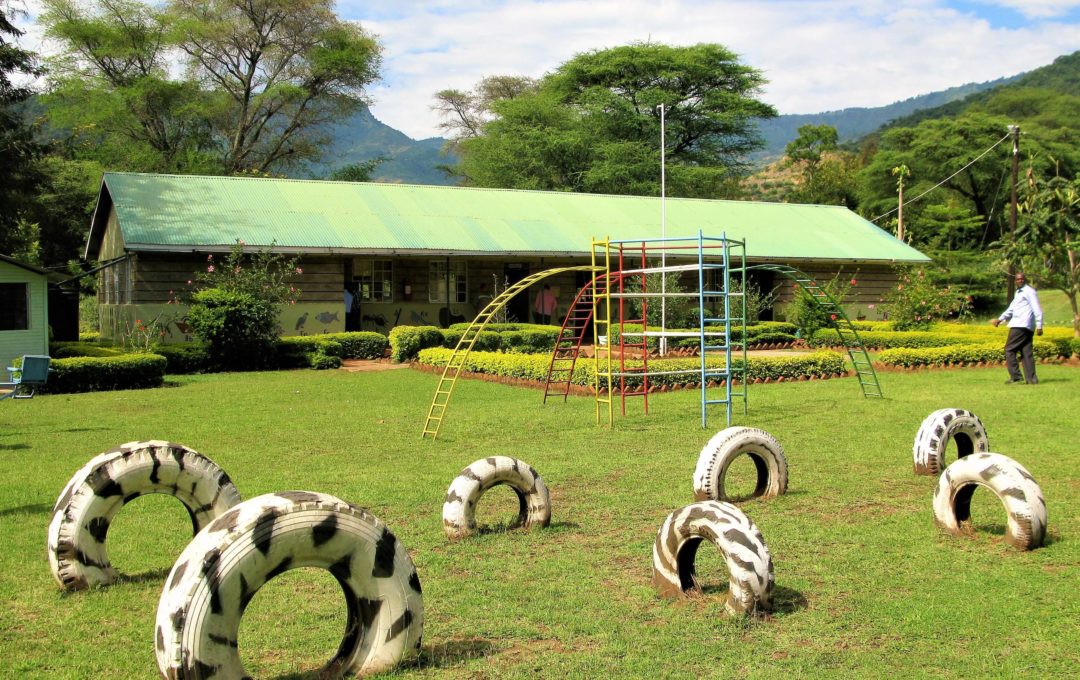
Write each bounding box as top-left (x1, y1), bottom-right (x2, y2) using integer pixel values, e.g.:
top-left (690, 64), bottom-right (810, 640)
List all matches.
top-left (346, 0), bottom-right (1080, 139)
top-left (12, 0), bottom-right (1080, 140)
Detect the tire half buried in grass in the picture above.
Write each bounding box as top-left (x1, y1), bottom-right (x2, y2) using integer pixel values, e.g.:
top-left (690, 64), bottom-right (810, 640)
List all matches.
top-left (933, 452), bottom-right (1047, 550)
top-left (155, 491), bottom-right (423, 679)
top-left (693, 426), bottom-right (788, 501)
top-left (47, 440), bottom-right (242, 591)
top-left (913, 408), bottom-right (989, 476)
top-left (442, 456), bottom-right (551, 539)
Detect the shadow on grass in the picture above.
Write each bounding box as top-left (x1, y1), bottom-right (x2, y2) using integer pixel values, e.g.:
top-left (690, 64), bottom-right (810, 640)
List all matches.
top-left (0, 443), bottom-right (31, 451)
top-left (0, 502), bottom-right (51, 517)
top-left (696, 583), bottom-right (808, 616)
top-left (266, 639), bottom-right (497, 679)
top-left (113, 567), bottom-right (173, 586)
top-left (474, 520), bottom-right (579, 536)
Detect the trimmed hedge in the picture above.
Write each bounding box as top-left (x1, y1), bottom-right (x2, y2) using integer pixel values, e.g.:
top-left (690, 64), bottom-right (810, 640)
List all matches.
top-left (416, 347), bottom-right (847, 388)
top-left (877, 340), bottom-right (1062, 368)
top-left (276, 337), bottom-right (344, 370)
top-left (448, 322), bottom-right (562, 333)
top-left (389, 325), bottom-right (445, 362)
top-left (811, 329), bottom-right (976, 350)
top-left (153, 344), bottom-right (212, 374)
top-left (49, 342), bottom-right (126, 359)
top-left (41, 354), bottom-right (167, 393)
top-left (316, 332), bottom-right (388, 359)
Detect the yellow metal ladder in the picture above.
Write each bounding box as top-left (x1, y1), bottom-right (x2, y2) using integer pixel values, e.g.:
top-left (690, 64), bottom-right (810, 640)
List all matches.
top-left (421, 265), bottom-right (600, 441)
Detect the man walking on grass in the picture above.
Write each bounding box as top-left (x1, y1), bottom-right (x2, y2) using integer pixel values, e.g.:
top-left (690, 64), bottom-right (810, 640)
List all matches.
top-left (991, 272), bottom-right (1043, 384)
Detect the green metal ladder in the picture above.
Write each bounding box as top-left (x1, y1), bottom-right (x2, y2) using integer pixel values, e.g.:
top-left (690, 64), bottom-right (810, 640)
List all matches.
top-left (745, 264), bottom-right (883, 398)
top-left (422, 265), bottom-right (601, 440)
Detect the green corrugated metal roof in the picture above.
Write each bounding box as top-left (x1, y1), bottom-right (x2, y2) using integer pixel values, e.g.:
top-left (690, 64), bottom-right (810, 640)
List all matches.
top-left (89, 172), bottom-right (929, 262)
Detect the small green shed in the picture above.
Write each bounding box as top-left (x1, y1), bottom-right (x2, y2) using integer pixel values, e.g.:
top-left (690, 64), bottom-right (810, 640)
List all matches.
top-left (0, 254), bottom-right (50, 367)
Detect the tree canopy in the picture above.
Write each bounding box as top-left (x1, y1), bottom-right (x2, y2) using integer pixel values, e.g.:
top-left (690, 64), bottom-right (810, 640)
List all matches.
top-left (439, 42), bottom-right (776, 198)
top-left (40, 0), bottom-right (382, 174)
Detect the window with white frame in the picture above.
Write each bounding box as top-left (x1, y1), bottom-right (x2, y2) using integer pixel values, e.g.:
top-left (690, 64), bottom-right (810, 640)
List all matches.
top-left (355, 259), bottom-right (394, 303)
top-left (428, 260), bottom-right (467, 303)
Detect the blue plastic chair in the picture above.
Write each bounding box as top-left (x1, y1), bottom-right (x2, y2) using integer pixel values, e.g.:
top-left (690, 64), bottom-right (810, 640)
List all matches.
top-left (1, 355), bottom-right (52, 400)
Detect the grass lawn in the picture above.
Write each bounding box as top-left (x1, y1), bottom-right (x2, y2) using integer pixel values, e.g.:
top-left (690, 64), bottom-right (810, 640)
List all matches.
top-left (2, 364), bottom-right (1078, 678)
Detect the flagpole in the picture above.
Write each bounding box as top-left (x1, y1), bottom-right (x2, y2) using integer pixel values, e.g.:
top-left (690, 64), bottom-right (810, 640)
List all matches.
top-left (658, 103), bottom-right (667, 356)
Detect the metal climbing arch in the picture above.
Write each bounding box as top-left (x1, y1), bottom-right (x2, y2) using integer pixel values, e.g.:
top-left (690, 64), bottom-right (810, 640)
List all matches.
top-left (743, 264), bottom-right (883, 398)
top-left (421, 265), bottom-right (601, 441)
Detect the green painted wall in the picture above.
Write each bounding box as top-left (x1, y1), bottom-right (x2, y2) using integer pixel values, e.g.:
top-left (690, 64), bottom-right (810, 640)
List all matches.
top-left (0, 261), bottom-right (49, 366)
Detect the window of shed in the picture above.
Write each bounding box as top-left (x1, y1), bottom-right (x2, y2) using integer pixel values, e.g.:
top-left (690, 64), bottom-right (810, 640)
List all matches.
top-left (355, 259), bottom-right (393, 303)
top-left (429, 261), bottom-right (467, 303)
top-left (0, 283), bottom-right (30, 330)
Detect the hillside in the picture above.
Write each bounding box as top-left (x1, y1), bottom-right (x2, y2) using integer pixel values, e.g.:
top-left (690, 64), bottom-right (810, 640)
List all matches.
top-left (879, 50), bottom-right (1080, 131)
top-left (304, 106), bottom-right (457, 185)
top-left (751, 77), bottom-right (1014, 163)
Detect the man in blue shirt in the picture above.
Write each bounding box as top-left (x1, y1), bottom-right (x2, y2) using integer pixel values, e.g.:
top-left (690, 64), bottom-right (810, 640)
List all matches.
top-left (991, 272), bottom-right (1043, 384)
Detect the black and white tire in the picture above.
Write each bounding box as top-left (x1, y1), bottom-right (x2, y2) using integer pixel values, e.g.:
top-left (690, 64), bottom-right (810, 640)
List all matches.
top-left (652, 500), bottom-right (774, 616)
top-left (693, 427), bottom-right (788, 501)
top-left (47, 440), bottom-right (242, 591)
top-left (156, 491), bottom-right (424, 679)
top-left (913, 408), bottom-right (989, 476)
top-left (442, 456), bottom-right (550, 539)
top-left (933, 453), bottom-right (1047, 550)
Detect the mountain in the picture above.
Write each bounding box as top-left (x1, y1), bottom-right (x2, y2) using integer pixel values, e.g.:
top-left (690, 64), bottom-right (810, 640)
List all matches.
top-left (751, 76), bottom-right (1016, 163)
top-left (305, 106), bottom-right (457, 185)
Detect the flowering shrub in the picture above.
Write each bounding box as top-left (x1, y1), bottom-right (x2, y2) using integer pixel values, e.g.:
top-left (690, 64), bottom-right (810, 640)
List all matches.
top-left (187, 241), bottom-right (302, 369)
top-left (789, 272), bottom-right (857, 338)
top-left (884, 267), bottom-right (970, 331)
top-left (122, 312), bottom-right (171, 354)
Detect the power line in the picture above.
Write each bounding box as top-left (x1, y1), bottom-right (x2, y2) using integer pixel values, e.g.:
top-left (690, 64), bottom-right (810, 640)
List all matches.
top-left (870, 130), bottom-right (1012, 224)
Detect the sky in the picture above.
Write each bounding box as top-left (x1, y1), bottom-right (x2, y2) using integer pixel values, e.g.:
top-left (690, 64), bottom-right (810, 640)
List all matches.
top-left (12, 0), bottom-right (1080, 140)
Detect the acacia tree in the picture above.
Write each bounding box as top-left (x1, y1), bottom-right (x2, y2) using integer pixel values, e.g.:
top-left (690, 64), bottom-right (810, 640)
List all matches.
top-left (1006, 168), bottom-right (1080, 337)
top-left (40, 0), bottom-right (382, 174)
top-left (783, 124), bottom-right (858, 207)
top-left (438, 42), bottom-right (776, 197)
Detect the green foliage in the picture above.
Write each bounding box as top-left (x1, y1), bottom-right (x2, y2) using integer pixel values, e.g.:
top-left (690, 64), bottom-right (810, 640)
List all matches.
top-left (811, 329), bottom-right (975, 349)
top-left (186, 288), bottom-right (278, 370)
top-left (40, 353), bottom-right (167, 392)
top-left (788, 272), bottom-right (857, 338)
top-left (445, 42), bottom-right (775, 197)
top-left (48, 341), bottom-right (125, 358)
top-left (194, 240), bottom-right (302, 304)
top-left (150, 342), bottom-right (211, 374)
top-left (884, 267), bottom-right (971, 330)
top-left (326, 158), bottom-right (385, 182)
top-left (388, 325), bottom-right (445, 362)
top-left (1006, 170), bottom-right (1080, 336)
top-left (877, 340), bottom-right (1063, 368)
top-left (417, 347), bottom-right (847, 387)
top-left (316, 332), bottom-right (388, 359)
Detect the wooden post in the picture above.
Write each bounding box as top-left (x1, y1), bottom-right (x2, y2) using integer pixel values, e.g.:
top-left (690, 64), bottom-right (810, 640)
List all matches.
top-left (1007, 125), bottom-right (1020, 301)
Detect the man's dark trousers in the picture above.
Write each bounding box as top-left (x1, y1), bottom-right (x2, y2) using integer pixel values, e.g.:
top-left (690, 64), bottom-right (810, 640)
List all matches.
top-left (1004, 327), bottom-right (1036, 382)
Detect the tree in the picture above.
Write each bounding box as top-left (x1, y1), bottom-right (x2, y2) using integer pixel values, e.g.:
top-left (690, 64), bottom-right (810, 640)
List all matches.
top-left (1006, 168), bottom-right (1080, 337)
top-left (0, 0), bottom-right (46, 259)
top-left (39, 0), bottom-right (382, 174)
top-left (783, 124), bottom-right (858, 207)
top-left (41, 0), bottom-right (217, 173)
top-left (169, 0), bottom-right (381, 173)
top-left (439, 42), bottom-right (776, 198)
top-left (432, 74), bottom-right (537, 151)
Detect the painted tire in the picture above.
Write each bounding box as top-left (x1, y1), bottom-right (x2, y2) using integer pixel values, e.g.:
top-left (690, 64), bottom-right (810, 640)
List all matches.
top-left (47, 440), bottom-right (242, 591)
top-left (693, 426), bottom-right (788, 501)
top-left (442, 456), bottom-right (551, 539)
top-left (913, 408), bottom-right (989, 475)
top-left (933, 453), bottom-right (1047, 550)
top-left (652, 500), bottom-right (774, 615)
top-left (156, 491), bottom-right (424, 679)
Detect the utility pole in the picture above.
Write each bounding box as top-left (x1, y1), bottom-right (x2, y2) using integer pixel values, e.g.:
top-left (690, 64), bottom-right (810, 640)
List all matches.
top-left (892, 164), bottom-right (910, 243)
top-left (658, 104), bottom-right (667, 356)
top-left (1007, 124), bottom-right (1020, 301)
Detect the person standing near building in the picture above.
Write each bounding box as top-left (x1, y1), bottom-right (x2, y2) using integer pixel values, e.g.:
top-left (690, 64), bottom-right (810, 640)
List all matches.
top-left (533, 284), bottom-right (558, 325)
top-left (991, 272), bottom-right (1043, 384)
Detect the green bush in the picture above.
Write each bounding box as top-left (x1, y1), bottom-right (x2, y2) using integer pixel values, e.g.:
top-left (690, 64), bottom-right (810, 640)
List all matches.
top-left (1070, 338), bottom-right (1080, 357)
top-left (877, 340), bottom-right (1062, 368)
top-left (276, 337), bottom-right (345, 369)
top-left (317, 332), bottom-right (388, 359)
top-left (884, 267), bottom-right (971, 330)
top-left (416, 347), bottom-right (848, 388)
top-left (77, 331), bottom-right (101, 343)
top-left (811, 329), bottom-right (977, 349)
top-left (187, 288), bottom-right (278, 370)
top-left (152, 343), bottom-right (212, 374)
top-left (442, 329), bottom-right (503, 352)
top-left (499, 328), bottom-right (559, 353)
top-left (41, 354), bottom-right (167, 393)
top-left (49, 342), bottom-right (126, 358)
top-left (389, 326), bottom-right (445, 362)
top-left (448, 322), bottom-right (561, 333)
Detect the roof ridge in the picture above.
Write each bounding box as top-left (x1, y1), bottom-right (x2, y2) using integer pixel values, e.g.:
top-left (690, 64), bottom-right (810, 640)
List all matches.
top-left (102, 171), bottom-right (849, 209)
